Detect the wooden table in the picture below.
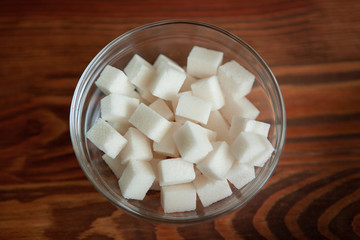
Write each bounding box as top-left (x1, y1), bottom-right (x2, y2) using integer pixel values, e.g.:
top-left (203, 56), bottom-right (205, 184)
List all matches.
top-left (1, 0), bottom-right (359, 239)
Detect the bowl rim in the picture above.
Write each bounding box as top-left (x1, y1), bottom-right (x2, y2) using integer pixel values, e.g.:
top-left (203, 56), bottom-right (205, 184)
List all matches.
top-left (69, 19), bottom-right (287, 224)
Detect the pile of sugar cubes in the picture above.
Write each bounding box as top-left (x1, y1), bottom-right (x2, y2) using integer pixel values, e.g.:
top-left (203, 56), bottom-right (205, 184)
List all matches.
top-left (86, 46), bottom-right (274, 213)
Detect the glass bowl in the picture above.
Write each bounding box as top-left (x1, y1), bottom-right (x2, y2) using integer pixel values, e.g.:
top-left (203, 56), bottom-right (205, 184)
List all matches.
top-left (69, 19), bottom-right (286, 225)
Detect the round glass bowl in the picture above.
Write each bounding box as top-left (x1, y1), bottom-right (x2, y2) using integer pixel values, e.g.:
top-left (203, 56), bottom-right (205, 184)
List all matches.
top-left (69, 20), bottom-right (286, 225)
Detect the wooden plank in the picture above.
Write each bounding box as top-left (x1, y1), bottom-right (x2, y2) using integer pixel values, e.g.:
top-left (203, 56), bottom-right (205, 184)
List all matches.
top-left (0, 0), bottom-right (359, 239)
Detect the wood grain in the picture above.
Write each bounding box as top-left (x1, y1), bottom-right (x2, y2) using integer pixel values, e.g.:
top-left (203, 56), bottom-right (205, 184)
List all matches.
top-left (1, 0), bottom-right (359, 239)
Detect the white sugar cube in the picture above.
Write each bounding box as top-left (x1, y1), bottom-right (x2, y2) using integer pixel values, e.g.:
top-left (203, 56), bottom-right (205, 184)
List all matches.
top-left (193, 174), bottom-right (232, 207)
top-left (226, 163), bottom-right (255, 189)
top-left (95, 65), bottom-right (137, 96)
top-left (102, 154), bottom-right (126, 179)
top-left (129, 103), bottom-right (172, 142)
top-left (229, 116), bottom-right (270, 142)
top-left (231, 132), bottom-right (274, 167)
top-left (118, 127), bottom-right (153, 164)
top-left (86, 118), bottom-right (127, 159)
top-left (171, 91), bottom-right (192, 112)
top-left (124, 54), bottom-right (155, 90)
top-left (231, 132), bottom-right (263, 164)
top-left (196, 141), bottom-right (235, 180)
top-left (107, 118), bottom-right (132, 135)
top-left (150, 61), bottom-right (186, 100)
top-left (201, 127), bottom-right (217, 142)
top-left (180, 74), bottom-right (197, 92)
top-left (150, 158), bottom-right (162, 191)
top-left (149, 98), bottom-right (174, 121)
top-left (153, 54), bottom-right (184, 72)
top-left (118, 160), bottom-right (155, 200)
top-left (173, 121), bottom-right (213, 163)
top-left (175, 94), bottom-right (212, 125)
top-left (187, 46), bottom-right (224, 78)
top-left (191, 76), bottom-right (225, 110)
top-left (252, 136), bottom-right (275, 167)
top-left (153, 122), bottom-right (181, 157)
top-left (220, 96), bottom-right (260, 123)
top-left (217, 60), bottom-right (255, 98)
top-left (161, 183), bottom-right (196, 213)
top-left (204, 110), bottom-right (229, 142)
top-left (100, 94), bottom-right (140, 122)
top-left (191, 123), bottom-right (217, 142)
top-left (158, 158), bottom-right (195, 186)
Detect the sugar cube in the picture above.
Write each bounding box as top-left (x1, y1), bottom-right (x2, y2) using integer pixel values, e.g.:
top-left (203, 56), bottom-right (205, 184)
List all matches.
top-left (158, 158), bottom-right (195, 186)
top-left (175, 94), bottom-right (212, 125)
top-left (252, 136), bottom-right (275, 167)
top-left (231, 132), bottom-right (274, 167)
top-left (129, 103), bottom-right (172, 142)
top-left (153, 54), bottom-right (184, 72)
top-left (161, 183), bottom-right (196, 213)
top-left (226, 163), bottom-right (255, 189)
top-left (150, 61), bottom-right (186, 100)
top-left (149, 98), bottom-right (174, 121)
top-left (124, 54), bottom-right (155, 90)
top-left (191, 123), bottom-right (217, 142)
top-left (193, 174), bottom-right (232, 207)
top-left (229, 116), bottom-right (270, 142)
top-left (173, 121), bottom-right (213, 163)
top-left (204, 110), bottom-right (229, 142)
top-left (118, 160), bottom-right (155, 200)
top-left (220, 96), bottom-right (259, 123)
top-left (95, 65), bottom-right (137, 96)
top-left (102, 154), bottom-right (126, 179)
top-left (118, 127), bottom-right (153, 164)
top-left (100, 94), bottom-right (140, 122)
top-left (171, 91), bottom-right (192, 112)
top-left (187, 46), bottom-right (223, 78)
top-left (217, 60), bottom-right (255, 99)
top-left (191, 76), bottom-right (225, 110)
top-left (153, 122), bottom-right (181, 157)
top-left (86, 118), bottom-right (127, 159)
top-left (196, 141), bottom-right (235, 180)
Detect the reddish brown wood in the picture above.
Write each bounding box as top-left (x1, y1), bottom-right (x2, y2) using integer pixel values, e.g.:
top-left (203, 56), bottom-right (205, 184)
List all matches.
top-left (1, 0), bottom-right (359, 239)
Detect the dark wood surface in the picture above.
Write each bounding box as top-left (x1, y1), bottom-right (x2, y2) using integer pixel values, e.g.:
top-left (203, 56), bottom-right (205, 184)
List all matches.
top-left (1, 0), bottom-right (360, 239)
